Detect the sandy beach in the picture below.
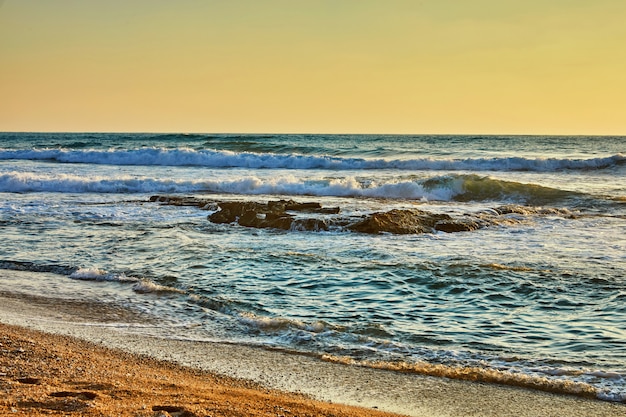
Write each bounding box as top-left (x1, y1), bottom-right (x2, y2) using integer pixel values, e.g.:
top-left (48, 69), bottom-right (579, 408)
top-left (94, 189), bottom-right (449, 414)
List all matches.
top-left (1, 276), bottom-right (624, 417)
top-left (1, 322), bottom-right (401, 417)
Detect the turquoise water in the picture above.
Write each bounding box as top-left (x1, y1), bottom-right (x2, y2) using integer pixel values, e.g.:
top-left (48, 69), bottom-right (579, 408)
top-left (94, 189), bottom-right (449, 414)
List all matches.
top-left (1, 133), bottom-right (625, 401)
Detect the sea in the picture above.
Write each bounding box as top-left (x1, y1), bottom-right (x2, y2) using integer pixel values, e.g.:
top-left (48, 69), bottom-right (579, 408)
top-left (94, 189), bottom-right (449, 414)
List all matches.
top-left (0, 132), bottom-right (625, 402)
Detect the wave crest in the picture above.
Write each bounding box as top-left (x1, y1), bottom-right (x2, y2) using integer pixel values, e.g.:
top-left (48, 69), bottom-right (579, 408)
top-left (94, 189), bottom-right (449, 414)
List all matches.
top-left (69, 268), bottom-right (137, 283)
top-left (1, 147), bottom-right (623, 172)
top-left (0, 171), bottom-right (585, 204)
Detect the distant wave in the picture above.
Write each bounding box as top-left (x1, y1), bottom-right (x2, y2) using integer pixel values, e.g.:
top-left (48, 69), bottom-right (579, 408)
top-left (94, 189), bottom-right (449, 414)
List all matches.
top-left (0, 171), bottom-right (581, 204)
top-left (0, 148), bottom-right (623, 172)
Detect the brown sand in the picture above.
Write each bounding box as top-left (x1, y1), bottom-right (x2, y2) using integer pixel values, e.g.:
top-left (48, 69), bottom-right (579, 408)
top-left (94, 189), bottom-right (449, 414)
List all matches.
top-left (0, 323), bottom-right (397, 417)
top-left (2, 324), bottom-right (625, 417)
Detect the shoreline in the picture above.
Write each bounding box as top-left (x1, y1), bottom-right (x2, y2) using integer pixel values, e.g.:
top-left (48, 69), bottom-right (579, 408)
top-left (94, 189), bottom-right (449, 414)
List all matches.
top-left (0, 322), bottom-right (399, 417)
top-left (1, 280), bottom-right (624, 417)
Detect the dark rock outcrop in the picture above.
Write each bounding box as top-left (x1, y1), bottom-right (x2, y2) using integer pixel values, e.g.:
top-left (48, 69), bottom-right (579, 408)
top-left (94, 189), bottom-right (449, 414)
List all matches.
top-left (149, 195), bottom-right (217, 210)
top-left (434, 219), bottom-right (482, 233)
top-left (208, 200), bottom-right (336, 231)
top-left (149, 195), bottom-right (574, 235)
top-left (347, 209), bottom-right (455, 234)
top-left (208, 201), bottom-right (270, 224)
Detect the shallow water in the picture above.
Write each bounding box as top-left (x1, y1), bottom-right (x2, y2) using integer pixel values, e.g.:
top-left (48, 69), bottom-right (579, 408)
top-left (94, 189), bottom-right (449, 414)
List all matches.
top-left (1, 133), bottom-right (625, 401)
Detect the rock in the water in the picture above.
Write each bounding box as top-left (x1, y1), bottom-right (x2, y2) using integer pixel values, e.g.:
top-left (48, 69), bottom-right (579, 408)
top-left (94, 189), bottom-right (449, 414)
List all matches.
top-left (434, 219), bottom-right (482, 233)
top-left (292, 218), bottom-right (329, 231)
top-left (270, 200), bottom-right (340, 214)
top-left (208, 200), bottom-right (333, 231)
top-left (238, 209), bottom-right (294, 230)
top-left (348, 209), bottom-right (453, 234)
top-left (208, 201), bottom-right (269, 224)
top-left (149, 195), bottom-right (209, 208)
top-left (150, 195), bottom-right (571, 235)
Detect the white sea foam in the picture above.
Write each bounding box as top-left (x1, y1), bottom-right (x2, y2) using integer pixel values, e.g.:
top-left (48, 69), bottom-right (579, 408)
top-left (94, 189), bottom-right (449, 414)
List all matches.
top-left (597, 390), bottom-right (626, 402)
top-left (131, 279), bottom-right (184, 294)
top-left (0, 172), bottom-right (200, 194)
top-left (0, 170), bottom-right (580, 206)
top-left (0, 147), bottom-right (623, 172)
top-left (237, 311), bottom-right (331, 334)
top-left (69, 268), bottom-right (136, 282)
top-left (69, 269), bottom-right (181, 294)
top-left (9, 169), bottom-right (564, 205)
top-left (0, 171), bottom-right (457, 200)
top-left (238, 312), bottom-right (303, 331)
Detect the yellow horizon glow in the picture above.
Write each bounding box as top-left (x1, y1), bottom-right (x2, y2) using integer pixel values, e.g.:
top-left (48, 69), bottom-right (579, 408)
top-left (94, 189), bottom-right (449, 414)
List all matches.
top-left (1, 1), bottom-right (625, 135)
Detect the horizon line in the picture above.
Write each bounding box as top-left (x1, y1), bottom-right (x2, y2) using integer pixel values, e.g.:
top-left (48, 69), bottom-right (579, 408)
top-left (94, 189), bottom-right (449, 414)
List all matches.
top-left (1, 131), bottom-right (625, 138)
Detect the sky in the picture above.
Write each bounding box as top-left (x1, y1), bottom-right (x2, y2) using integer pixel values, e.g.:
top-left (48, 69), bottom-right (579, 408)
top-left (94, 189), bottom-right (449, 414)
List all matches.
top-left (1, 0), bottom-right (625, 135)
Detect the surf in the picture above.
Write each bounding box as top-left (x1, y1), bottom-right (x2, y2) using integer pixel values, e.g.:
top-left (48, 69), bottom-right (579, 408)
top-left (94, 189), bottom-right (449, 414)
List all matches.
top-left (0, 171), bottom-right (585, 205)
top-left (0, 147), bottom-right (623, 172)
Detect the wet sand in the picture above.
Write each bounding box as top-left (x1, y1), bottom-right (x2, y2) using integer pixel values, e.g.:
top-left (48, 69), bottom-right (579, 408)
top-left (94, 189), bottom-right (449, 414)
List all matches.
top-left (1, 272), bottom-right (624, 417)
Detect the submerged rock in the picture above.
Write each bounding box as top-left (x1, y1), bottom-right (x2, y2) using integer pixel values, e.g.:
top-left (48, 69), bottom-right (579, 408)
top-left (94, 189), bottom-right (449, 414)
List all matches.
top-left (149, 195), bottom-right (216, 209)
top-left (493, 204), bottom-right (577, 219)
top-left (269, 200), bottom-right (340, 214)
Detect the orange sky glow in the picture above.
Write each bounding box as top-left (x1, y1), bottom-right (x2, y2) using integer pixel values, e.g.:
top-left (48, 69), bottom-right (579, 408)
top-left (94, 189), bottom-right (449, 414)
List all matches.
top-left (2, 0), bottom-right (625, 135)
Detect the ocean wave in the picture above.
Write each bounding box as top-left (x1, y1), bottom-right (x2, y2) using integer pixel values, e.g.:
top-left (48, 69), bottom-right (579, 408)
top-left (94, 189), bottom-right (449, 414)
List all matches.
top-left (424, 174), bottom-right (580, 204)
top-left (229, 305), bottom-right (626, 403)
top-left (238, 311), bottom-right (330, 333)
top-left (0, 172), bottom-right (202, 194)
top-left (1, 147), bottom-right (623, 172)
top-left (69, 268), bottom-right (184, 295)
top-left (131, 279), bottom-right (186, 295)
top-left (0, 171), bottom-right (582, 204)
top-left (69, 267), bottom-right (137, 283)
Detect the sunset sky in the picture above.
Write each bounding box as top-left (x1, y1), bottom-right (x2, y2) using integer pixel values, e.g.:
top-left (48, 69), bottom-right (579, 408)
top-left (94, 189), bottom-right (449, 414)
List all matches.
top-left (2, 0), bottom-right (625, 135)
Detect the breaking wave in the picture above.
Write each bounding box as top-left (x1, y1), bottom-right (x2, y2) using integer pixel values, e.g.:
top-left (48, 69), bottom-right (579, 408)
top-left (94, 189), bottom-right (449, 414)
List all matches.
top-left (69, 268), bottom-right (184, 294)
top-left (69, 267), bottom-right (137, 282)
top-left (0, 171), bottom-right (582, 204)
top-left (0, 262), bottom-right (183, 296)
top-left (0, 147), bottom-right (623, 172)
